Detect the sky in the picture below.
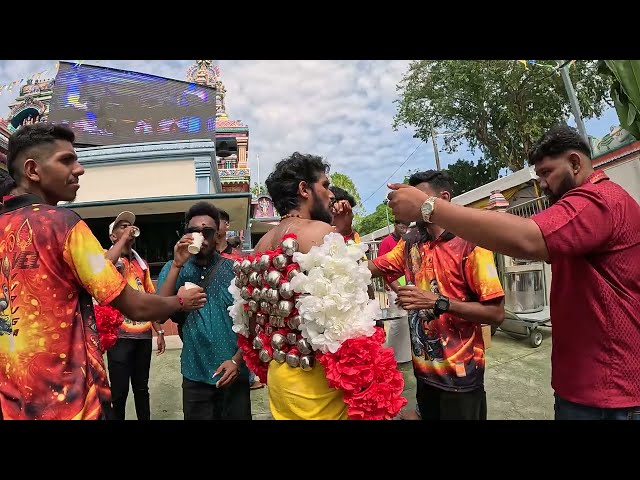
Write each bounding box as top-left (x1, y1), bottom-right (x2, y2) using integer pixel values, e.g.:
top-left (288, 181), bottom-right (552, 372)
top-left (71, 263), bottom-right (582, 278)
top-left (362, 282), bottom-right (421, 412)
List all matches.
top-left (0, 60), bottom-right (621, 215)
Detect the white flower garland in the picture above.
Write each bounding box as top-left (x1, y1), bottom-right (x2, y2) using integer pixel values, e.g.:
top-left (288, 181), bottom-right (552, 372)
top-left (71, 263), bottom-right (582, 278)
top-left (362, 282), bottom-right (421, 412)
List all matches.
top-left (228, 280), bottom-right (250, 337)
top-left (290, 232), bottom-right (381, 354)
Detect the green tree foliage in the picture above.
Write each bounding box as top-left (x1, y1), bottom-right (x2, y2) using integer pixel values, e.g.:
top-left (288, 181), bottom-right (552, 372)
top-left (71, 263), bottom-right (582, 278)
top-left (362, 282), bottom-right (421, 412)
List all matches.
top-left (355, 202), bottom-right (394, 236)
top-left (404, 157), bottom-right (499, 197)
top-left (598, 60), bottom-right (640, 140)
top-left (330, 172), bottom-right (363, 215)
top-left (394, 60), bottom-right (611, 172)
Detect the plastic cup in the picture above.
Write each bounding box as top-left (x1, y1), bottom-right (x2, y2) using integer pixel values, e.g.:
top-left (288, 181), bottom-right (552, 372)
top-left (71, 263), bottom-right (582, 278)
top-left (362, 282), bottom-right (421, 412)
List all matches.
top-left (188, 232), bottom-right (204, 255)
top-left (185, 281), bottom-right (199, 290)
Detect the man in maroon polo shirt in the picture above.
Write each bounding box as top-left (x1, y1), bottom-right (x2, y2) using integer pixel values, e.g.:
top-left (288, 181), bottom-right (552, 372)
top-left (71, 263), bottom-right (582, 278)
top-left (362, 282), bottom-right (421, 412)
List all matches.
top-left (385, 125), bottom-right (640, 420)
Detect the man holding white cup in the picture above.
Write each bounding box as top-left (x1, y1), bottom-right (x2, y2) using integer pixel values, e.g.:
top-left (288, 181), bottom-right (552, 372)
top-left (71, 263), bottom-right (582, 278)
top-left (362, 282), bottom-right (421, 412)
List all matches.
top-left (157, 202), bottom-right (251, 420)
top-left (105, 211), bottom-right (167, 420)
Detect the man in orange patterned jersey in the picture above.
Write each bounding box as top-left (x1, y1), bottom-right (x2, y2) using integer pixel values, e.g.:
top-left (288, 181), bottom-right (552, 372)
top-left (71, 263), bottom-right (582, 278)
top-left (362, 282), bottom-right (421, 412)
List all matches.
top-left (369, 170), bottom-right (505, 420)
top-left (105, 211), bottom-right (166, 420)
top-left (0, 123), bottom-right (206, 420)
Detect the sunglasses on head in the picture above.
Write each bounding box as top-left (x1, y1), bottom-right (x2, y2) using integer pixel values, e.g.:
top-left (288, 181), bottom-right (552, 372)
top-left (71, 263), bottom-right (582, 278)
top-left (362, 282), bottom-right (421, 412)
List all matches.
top-left (185, 226), bottom-right (217, 238)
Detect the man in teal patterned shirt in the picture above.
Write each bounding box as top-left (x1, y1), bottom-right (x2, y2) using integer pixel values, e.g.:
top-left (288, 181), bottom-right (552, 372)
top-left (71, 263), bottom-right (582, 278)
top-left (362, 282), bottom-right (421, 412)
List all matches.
top-left (157, 202), bottom-right (251, 420)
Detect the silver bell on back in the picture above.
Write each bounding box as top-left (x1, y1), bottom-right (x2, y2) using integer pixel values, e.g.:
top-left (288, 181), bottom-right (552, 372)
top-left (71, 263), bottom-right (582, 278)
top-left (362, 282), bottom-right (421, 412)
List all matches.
top-left (259, 254), bottom-right (271, 271)
top-left (279, 282), bottom-right (294, 300)
top-left (271, 333), bottom-right (286, 350)
top-left (273, 349), bottom-right (287, 363)
top-left (266, 270), bottom-right (283, 289)
top-left (285, 352), bottom-right (300, 368)
top-left (287, 268), bottom-right (300, 281)
top-left (300, 355), bottom-right (315, 371)
top-left (240, 287), bottom-right (251, 301)
top-left (281, 237), bottom-right (299, 257)
top-left (240, 259), bottom-right (253, 275)
top-left (259, 349), bottom-right (272, 363)
top-left (272, 254), bottom-right (289, 271)
top-left (232, 260), bottom-right (242, 275)
top-left (287, 315), bottom-right (301, 330)
top-left (251, 288), bottom-right (262, 302)
top-left (265, 288), bottom-right (279, 304)
top-left (277, 300), bottom-right (294, 318)
top-left (297, 338), bottom-right (312, 355)
top-left (248, 272), bottom-right (261, 287)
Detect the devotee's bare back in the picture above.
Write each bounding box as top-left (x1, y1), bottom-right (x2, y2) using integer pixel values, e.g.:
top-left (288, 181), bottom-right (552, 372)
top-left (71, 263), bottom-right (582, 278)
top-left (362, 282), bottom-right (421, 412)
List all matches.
top-left (255, 219), bottom-right (335, 254)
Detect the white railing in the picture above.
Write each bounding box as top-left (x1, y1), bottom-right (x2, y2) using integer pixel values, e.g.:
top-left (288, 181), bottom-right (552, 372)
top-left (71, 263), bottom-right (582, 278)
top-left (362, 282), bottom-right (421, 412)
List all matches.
top-left (506, 196), bottom-right (550, 218)
top-left (363, 240), bottom-right (392, 310)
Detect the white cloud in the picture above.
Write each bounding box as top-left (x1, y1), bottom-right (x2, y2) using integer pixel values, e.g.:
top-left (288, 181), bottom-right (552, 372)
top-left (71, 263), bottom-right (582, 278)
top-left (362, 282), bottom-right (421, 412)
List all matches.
top-left (0, 59), bottom-right (435, 213)
top-left (0, 60), bottom-right (618, 214)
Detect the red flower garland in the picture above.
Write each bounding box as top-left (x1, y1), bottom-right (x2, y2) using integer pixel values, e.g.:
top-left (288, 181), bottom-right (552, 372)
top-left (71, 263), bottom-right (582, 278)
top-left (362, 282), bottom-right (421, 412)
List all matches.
top-left (317, 327), bottom-right (407, 420)
top-left (94, 304), bottom-right (124, 353)
top-left (238, 335), bottom-right (268, 384)
top-left (233, 234), bottom-right (407, 419)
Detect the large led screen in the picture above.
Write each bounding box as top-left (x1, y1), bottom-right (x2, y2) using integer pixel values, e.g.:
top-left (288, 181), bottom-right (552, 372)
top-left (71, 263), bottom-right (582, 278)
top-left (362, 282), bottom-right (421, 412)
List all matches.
top-left (49, 61), bottom-right (217, 146)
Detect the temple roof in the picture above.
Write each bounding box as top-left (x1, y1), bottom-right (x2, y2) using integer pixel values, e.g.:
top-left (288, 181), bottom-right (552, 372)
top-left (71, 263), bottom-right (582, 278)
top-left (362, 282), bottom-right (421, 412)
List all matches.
top-left (187, 60), bottom-right (248, 130)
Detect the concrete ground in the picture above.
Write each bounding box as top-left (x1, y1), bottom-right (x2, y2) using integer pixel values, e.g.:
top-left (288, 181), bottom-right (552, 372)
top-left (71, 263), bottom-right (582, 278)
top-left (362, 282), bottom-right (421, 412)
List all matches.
top-left (123, 328), bottom-right (553, 420)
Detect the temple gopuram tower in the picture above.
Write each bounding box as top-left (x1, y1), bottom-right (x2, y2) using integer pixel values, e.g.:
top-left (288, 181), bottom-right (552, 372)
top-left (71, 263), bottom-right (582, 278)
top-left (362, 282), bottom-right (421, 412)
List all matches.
top-left (187, 60), bottom-right (250, 193)
top-left (6, 77), bottom-right (55, 133)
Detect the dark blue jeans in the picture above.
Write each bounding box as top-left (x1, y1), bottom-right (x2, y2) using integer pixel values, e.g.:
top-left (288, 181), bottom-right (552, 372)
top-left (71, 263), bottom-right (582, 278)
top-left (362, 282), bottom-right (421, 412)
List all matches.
top-left (554, 394), bottom-right (640, 420)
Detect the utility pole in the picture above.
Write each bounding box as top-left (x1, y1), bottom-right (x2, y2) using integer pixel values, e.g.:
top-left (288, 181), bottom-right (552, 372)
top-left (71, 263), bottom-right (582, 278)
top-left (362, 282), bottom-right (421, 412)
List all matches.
top-left (557, 60), bottom-right (589, 143)
top-left (431, 127), bottom-right (441, 171)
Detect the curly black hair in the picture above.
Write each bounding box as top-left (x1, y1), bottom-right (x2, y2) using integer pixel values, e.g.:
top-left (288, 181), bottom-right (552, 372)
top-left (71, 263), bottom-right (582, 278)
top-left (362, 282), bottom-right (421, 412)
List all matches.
top-left (7, 123), bottom-right (75, 181)
top-left (0, 167), bottom-right (16, 198)
top-left (408, 170), bottom-right (454, 195)
top-left (265, 152), bottom-right (330, 215)
top-left (528, 124), bottom-right (591, 165)
top-left (185, 201), bottom-right (220, 229)
top-left (330, 185), bottom-right (356, 208)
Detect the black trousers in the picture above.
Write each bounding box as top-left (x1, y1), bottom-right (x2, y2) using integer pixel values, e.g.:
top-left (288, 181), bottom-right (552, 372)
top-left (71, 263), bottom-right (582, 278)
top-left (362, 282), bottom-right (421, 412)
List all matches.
top-left (182, 376), bottom-right (252, 420)
top-left (107, 338), bottom-right (152, 420)
top-left (416, 380), bottom-right (487, 420)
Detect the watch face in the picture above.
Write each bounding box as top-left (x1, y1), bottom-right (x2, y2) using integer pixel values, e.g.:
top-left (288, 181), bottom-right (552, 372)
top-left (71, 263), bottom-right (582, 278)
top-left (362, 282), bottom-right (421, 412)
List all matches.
top-left (436, 298), bottom-right (448, 311)
top-left (421, 201), bottom-right (434, 219)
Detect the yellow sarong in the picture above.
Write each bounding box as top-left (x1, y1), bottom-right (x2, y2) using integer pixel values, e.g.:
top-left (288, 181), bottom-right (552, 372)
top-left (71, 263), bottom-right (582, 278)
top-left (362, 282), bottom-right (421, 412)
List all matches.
top-left (267, 361), bottom-right (349, 420)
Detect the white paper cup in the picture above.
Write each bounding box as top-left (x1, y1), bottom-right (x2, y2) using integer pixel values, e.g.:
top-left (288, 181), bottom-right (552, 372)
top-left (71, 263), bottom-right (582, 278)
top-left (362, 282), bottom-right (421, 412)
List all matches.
top-left (185, 281), bottom-right (199, 290)
top-left (188, 232), bottom-right (204, 254)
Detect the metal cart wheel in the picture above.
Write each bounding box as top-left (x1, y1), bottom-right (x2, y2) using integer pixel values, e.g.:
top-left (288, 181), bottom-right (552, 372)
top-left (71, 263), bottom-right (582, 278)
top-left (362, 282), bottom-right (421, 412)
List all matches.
top-left (529, 329), bottom-right (543, 348)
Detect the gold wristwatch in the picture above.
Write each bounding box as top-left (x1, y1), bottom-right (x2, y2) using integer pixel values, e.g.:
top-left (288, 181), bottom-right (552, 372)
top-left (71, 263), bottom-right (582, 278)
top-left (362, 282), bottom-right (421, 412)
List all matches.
top-left (420, 196), bottom-right (438, 223)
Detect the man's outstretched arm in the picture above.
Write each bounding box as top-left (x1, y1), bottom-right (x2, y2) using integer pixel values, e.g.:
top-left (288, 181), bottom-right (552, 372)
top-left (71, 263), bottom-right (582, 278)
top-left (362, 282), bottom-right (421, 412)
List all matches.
top-left (386, 184), bottom-right (549, 261)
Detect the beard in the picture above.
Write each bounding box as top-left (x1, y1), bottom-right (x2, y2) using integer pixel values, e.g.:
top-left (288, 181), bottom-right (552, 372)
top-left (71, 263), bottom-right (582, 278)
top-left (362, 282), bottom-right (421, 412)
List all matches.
top-left (545, 174), bottom-right (577, 204)
top-left (196, 245), bottom-right (216, 260)
top-left (309, 193), bottom-right (334, 225)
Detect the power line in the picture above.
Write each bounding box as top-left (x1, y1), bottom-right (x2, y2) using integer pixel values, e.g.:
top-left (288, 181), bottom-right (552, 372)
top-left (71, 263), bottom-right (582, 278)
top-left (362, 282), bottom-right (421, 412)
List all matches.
top-left (361, 140), bottom-right (424, 205)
